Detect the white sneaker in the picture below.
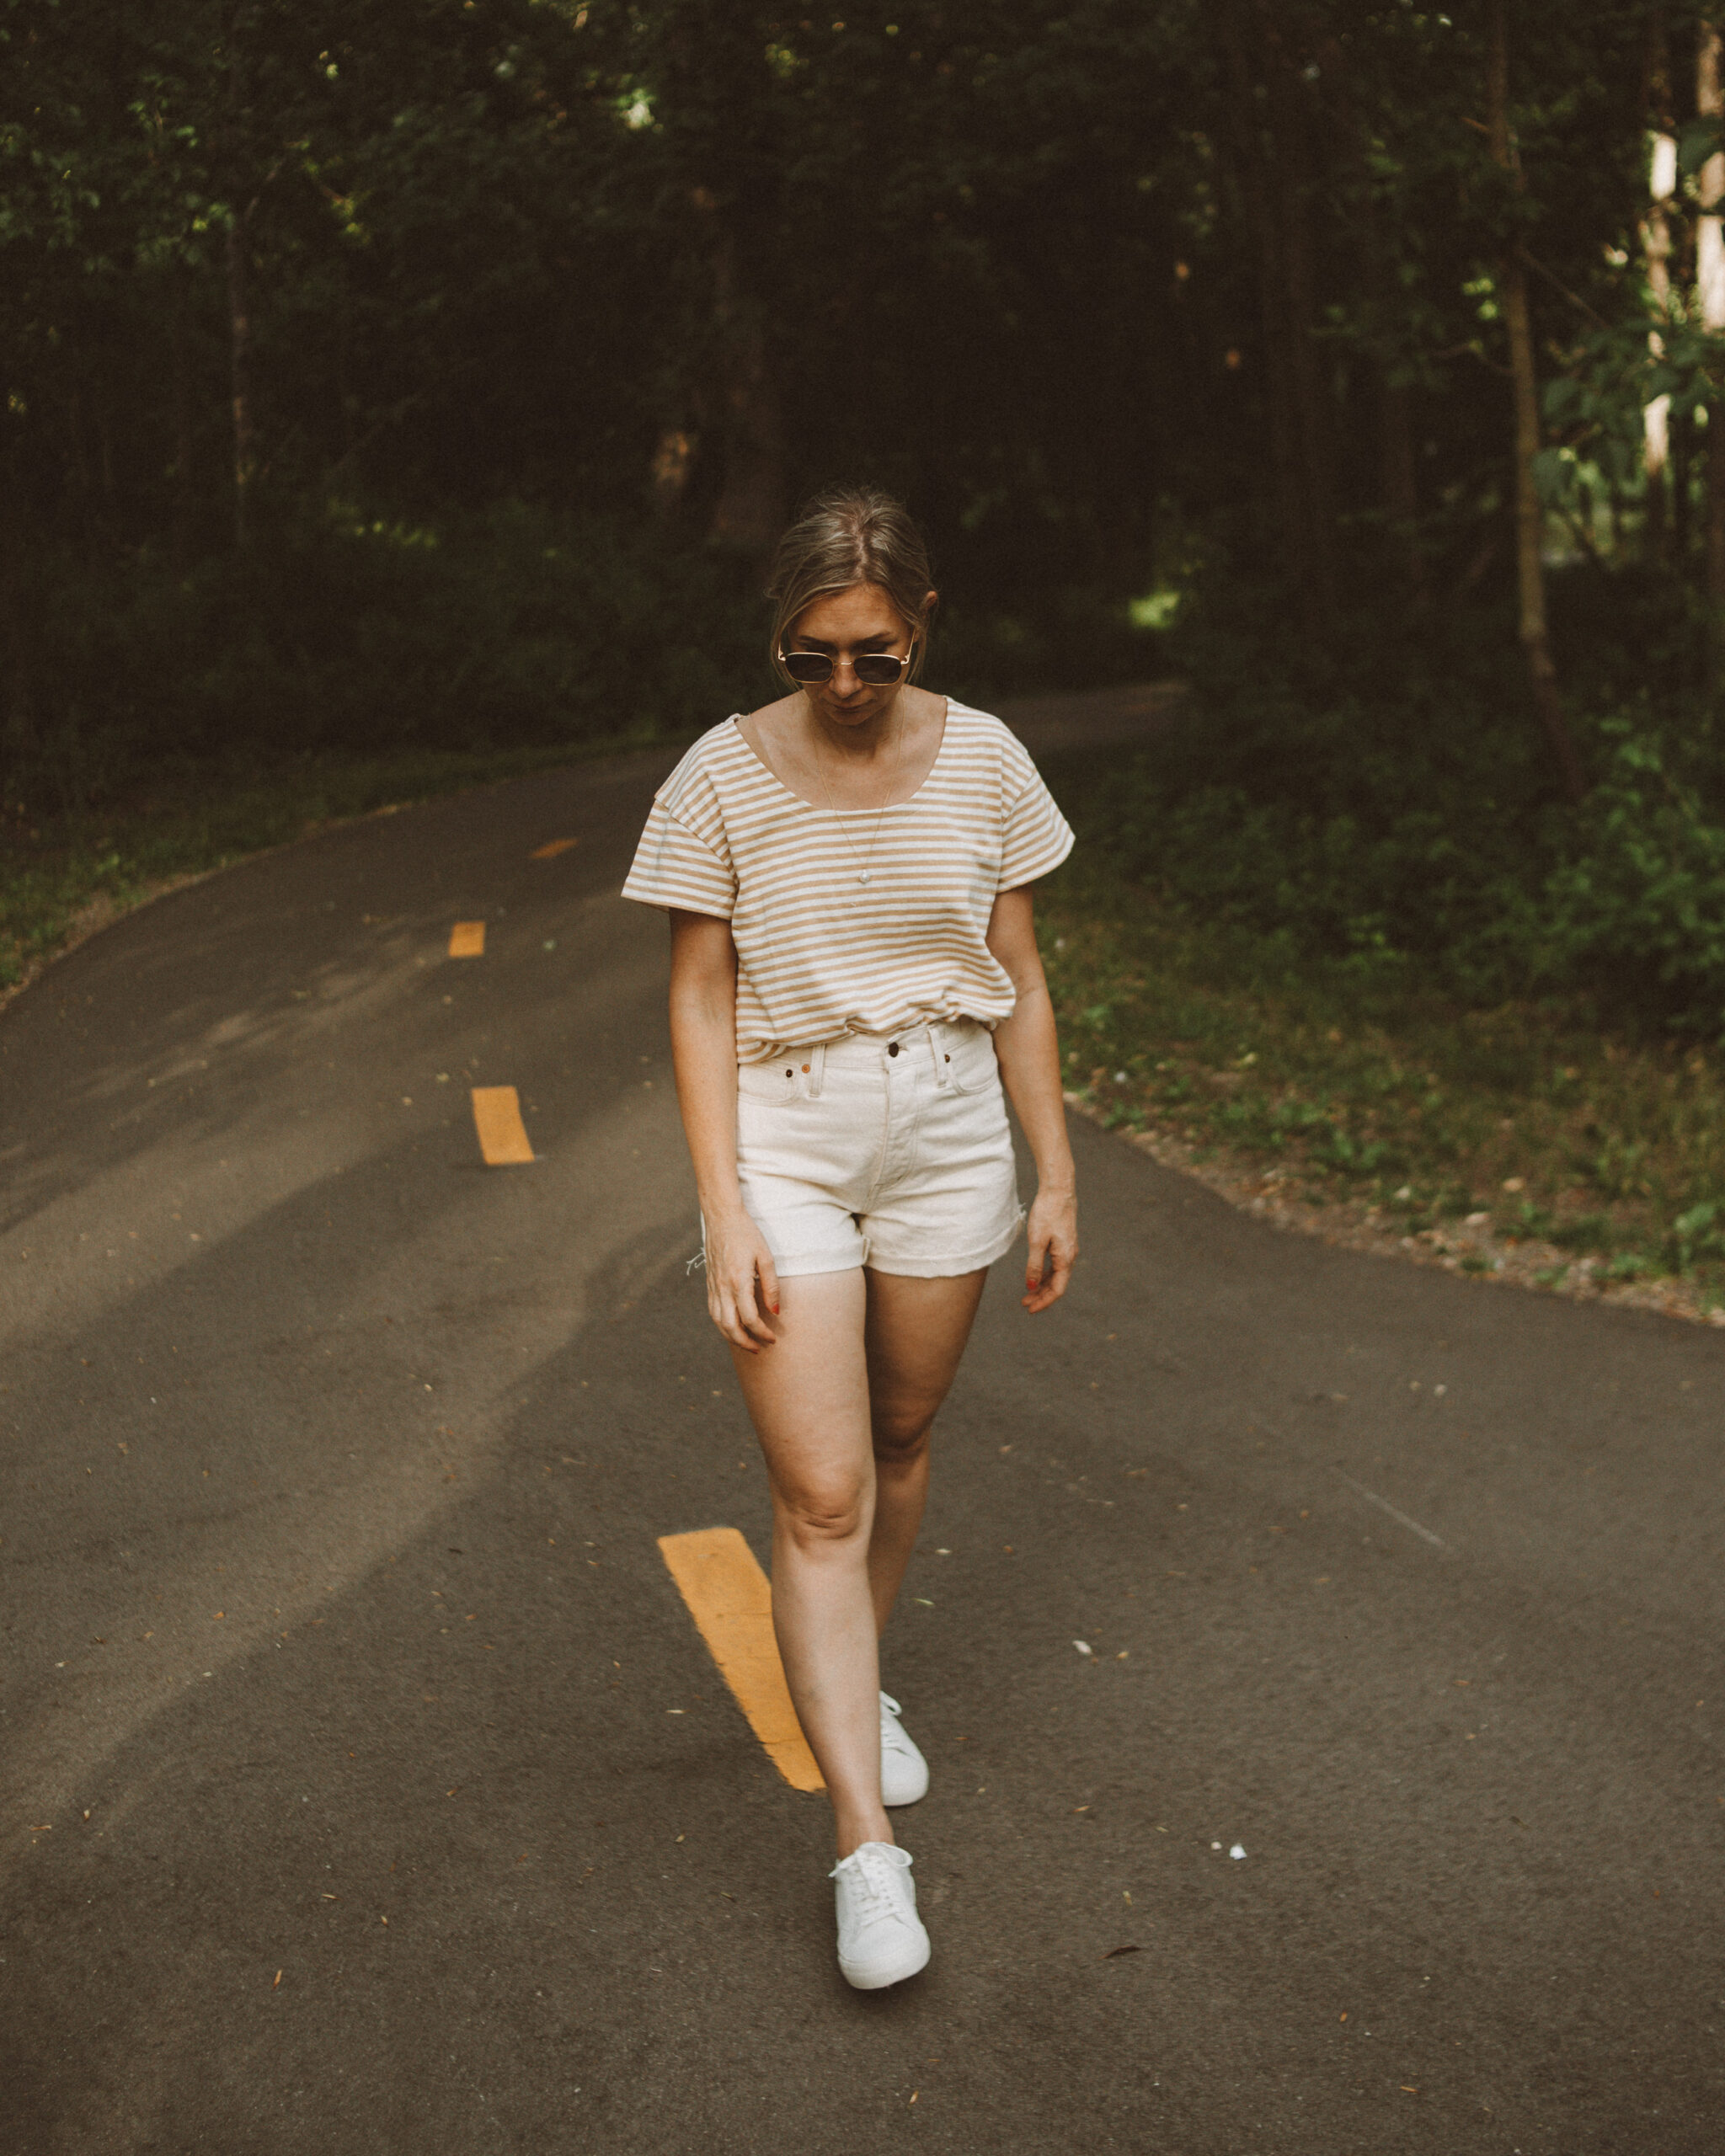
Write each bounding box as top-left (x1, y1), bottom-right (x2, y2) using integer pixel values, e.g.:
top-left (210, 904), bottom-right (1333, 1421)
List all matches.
top-left (830, 1841), bottom-right (931, 1989)
top-left (879, 1691), bottom-right (929, 1806)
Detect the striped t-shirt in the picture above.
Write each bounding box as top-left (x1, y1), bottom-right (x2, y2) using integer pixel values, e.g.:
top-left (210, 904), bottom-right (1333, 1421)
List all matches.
top-left (622, 700), bottom-right (1075, 1064)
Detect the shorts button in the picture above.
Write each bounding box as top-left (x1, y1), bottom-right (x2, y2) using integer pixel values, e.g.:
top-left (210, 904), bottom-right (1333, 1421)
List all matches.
top-left (887, 1041), bottom-right (900, 1057)
top-left (800, 1063), bottom-right (810, 1073)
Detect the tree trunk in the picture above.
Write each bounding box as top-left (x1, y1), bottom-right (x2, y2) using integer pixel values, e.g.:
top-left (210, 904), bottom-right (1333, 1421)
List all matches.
top-left (1264, 26), bottom-right (1338, 626)
top-left (705, 218), bottom-right (786, 561)
top-left (1487, 0), bottom-right (1584, 803)
top-left (0, 440), bottom-right (31, 810)
top-left (1218, 2), bottom-right (1335, 632)
top-left (1381, 376), bottom-right (1426, 601)
top-left (1699, 19), bottom-right (1725, 680)
top-left (226, 211), bottom-right (253, 552)
top-left (168, 283), bottom-right (196, 575)
top-left (224, 14), bottom-right (254, 552)
top-left (1643, 2), bottom-right (1674, 568)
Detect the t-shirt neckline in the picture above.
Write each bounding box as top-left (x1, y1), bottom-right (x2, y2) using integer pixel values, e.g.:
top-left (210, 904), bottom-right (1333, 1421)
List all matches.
top-left (724, 698), bottom-right (954, 814)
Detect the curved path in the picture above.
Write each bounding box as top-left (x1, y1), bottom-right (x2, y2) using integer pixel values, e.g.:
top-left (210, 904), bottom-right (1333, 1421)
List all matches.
top-left (2, 719), bottom-right (1720, 2153)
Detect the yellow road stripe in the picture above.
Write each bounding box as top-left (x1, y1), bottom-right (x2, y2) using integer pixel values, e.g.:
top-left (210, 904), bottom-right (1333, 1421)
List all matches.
top-left (470, 1086), bottom-right (535, 1165)
top-left (448, 921), bottom-right (486, 958)
top-left (529, 837), bottom-right (578, 860)
top-left (657, 1528), bottom-right (824, 1791)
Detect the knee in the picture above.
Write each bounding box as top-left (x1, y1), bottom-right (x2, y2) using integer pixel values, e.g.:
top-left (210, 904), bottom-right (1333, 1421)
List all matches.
top-left (776, 1476), bottom-right (869, 1549)
top-left (871, 1410), bottom-right (932, 1470)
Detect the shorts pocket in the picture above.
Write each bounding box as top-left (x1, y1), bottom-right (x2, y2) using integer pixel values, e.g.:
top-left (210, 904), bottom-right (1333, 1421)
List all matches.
top-left (737, 1060), bottom-right (809, 1105)
top-left (943, 1027), bottom-right (1001, 1096)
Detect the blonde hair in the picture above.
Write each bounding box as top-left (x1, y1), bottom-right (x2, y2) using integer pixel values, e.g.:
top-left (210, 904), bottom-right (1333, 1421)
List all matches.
top-left (764, 487), bottom-right (935, 689)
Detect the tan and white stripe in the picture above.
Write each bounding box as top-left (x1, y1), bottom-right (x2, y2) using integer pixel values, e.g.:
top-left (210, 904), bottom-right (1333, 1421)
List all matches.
top-left (622, 701), bottom-right (1074, 1064)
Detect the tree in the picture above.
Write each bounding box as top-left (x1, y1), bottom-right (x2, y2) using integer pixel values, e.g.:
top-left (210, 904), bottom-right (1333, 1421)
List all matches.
top-left (1642, 2), bottom-right (1676, 568)
top-left (1487, 0), bottom-right (1585, 803)
top-left (1700, 15), bottom-right (1725, 676)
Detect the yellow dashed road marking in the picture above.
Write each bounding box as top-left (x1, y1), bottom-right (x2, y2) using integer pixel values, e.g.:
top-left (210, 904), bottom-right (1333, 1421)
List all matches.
top-left (448, 921), bottom-right (486, 958)
top-left (657, 1528), bottom-right (823, 1791)
top-left (529, 837), bottom-right (578, 860)
top-left (471, 1086), bottom-right (535, 1165)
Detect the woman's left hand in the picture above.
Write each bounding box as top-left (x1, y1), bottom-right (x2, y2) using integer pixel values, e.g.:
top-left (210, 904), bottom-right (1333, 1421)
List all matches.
top-left (1023, 1184), bottom-right (1077, 1312)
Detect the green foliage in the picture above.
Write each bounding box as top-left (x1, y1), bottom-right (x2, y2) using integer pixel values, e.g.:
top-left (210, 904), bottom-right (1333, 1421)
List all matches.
top-left (1, 502), bottom-right (766, 811)
top-left (1539, 720), bottom-right (1725, 1029)
top-left (1038, 822), bottom-right (1725, 1298)
top-left (1053, 572), bottom-right (1725, 1038)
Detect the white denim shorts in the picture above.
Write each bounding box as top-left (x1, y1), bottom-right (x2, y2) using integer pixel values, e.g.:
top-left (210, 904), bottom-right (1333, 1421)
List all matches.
top-left (728, 1017), bottom-right (1023, 1279)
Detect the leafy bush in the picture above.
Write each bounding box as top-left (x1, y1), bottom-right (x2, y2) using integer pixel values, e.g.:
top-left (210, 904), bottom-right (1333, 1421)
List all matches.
top-left (1056, 589), bottom-right (1725, 1034)
top-left (0, 502), bottom-right (772, 814)
top-left (1539, 720), bottom-right (1725, 1030)
top-left (0, 497), bottom-right (1161, 819)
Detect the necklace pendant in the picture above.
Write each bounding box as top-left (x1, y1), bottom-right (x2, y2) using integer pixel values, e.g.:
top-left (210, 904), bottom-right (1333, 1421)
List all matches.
top-left (858, 870), bottom-right (871, 885)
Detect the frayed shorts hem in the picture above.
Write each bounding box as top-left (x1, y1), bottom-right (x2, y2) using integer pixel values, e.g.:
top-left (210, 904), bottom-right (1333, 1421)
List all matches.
top-left (765, 1208), bottom-right (1023, 1282)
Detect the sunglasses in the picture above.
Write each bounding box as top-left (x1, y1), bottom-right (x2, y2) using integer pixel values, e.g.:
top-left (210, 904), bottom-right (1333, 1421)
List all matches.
top-left (777, 643), bottom-right (915, 686)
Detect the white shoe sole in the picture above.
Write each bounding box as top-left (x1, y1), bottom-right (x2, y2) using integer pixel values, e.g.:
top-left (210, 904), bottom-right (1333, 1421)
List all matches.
top-left (839, 1929), bottom-right (932, 1990)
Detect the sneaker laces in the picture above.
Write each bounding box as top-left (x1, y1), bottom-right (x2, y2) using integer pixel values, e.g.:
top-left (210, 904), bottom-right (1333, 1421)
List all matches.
top-left (830, 1842), bottom-right (911, 1921)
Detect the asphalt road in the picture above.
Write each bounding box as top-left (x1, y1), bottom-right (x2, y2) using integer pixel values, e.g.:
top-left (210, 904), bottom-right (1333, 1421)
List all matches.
top-left (3, 715), bottom-right (1722, 2155)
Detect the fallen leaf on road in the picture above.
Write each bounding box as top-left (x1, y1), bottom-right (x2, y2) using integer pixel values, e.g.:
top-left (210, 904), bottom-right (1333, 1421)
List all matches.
top-left (1073, 1641), bottom-right (1092, 1657)
top-left (1103, 1945), bottom-right (1142, 1959)
top-left (273, 1971), bottom-right (282, 1989)
top-left (1402, 2086), bottom-right (1418, 2095)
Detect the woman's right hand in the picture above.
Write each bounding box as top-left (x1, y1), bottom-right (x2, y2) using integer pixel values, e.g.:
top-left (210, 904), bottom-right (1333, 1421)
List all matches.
top-left (702, 1208), bottom-right (781, 1352)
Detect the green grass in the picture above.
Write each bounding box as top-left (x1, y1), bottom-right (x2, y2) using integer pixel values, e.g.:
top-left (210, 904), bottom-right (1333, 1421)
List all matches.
top-left (0, 728), bottom-right (676, 995)
top-left (1037, 843), bottom-right (1725, 1302)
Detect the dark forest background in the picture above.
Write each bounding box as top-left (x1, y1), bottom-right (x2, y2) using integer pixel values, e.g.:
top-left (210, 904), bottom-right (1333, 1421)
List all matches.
top-left (11, 2), bottom-right (1725, 1027)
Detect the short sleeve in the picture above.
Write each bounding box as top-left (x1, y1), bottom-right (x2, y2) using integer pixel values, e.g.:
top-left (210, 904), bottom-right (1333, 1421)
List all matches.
top-left (997, 764), bottom-right (1075, 890)
top-left (622, 799), bottom-right (737, 919)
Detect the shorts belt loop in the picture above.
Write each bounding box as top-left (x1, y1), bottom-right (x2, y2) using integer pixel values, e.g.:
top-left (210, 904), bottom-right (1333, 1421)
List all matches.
top-left (808, 1040), bottom-right (825, 1099)
top-left (927, 1019), bottom-right (949, 1087)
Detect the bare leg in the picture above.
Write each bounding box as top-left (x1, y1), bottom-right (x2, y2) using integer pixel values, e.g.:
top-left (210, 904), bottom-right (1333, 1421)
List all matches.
top-left (731, 1263), bottom-right (991, 1855)
top-left (862, 1267), bottom-right (988, 1633)
top-left (730, 1268), bottom-right (887, 1858)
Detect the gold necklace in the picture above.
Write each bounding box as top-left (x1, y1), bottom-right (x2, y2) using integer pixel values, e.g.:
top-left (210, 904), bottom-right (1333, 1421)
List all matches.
top-left (814, 711), bottom-right (905, 886)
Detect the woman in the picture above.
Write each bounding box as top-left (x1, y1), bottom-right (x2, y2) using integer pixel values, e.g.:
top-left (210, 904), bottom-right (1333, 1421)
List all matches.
top-left (622, 487), bottom-right (1077, 1989)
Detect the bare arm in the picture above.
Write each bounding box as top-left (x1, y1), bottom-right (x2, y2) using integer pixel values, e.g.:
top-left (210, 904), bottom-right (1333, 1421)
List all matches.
top-left (985, 885), bottom-right (1077, 1312)
top-left (667, 910), bottom-right (780, 1351)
